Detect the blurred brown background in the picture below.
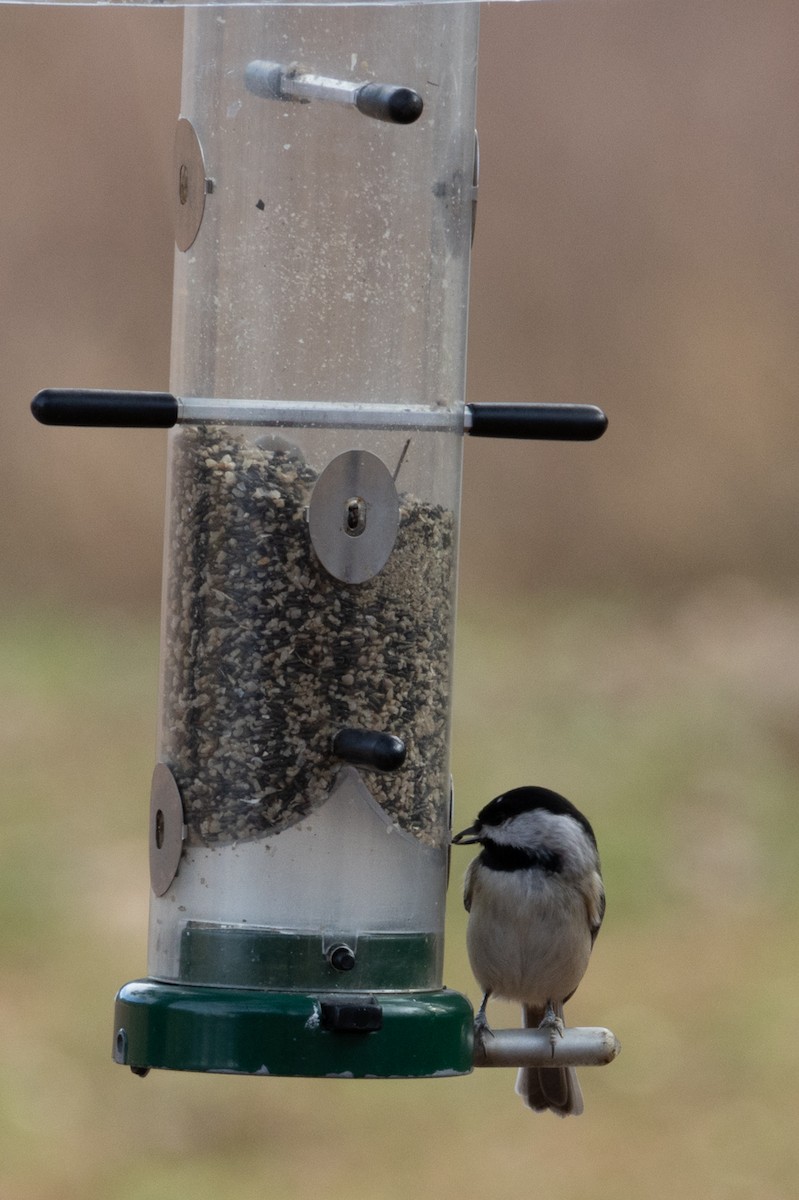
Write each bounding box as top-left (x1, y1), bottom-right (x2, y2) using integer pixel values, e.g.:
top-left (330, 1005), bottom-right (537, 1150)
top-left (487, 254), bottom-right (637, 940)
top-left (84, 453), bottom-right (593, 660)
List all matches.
top-left (2, 0), bottom-right (797, 610)
top-left (2, 5), bottom-right (799, 1199)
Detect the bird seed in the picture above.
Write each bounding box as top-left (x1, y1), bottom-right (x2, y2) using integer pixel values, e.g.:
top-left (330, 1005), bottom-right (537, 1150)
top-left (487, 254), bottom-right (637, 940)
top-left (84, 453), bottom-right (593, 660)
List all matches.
top-left (159, 424), bottom-right (454, 848)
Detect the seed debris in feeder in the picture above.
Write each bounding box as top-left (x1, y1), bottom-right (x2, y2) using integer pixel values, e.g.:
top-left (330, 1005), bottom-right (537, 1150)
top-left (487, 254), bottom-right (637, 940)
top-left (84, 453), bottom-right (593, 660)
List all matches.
top-left (160, 425), bottom-right (454, 848)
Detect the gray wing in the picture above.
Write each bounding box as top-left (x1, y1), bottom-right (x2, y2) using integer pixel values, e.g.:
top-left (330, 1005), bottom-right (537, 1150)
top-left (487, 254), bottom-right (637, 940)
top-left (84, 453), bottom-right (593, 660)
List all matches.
top-left (589, 873), bottom-right (606, 945)
top-left (463, 857), bottom-right (478, 913)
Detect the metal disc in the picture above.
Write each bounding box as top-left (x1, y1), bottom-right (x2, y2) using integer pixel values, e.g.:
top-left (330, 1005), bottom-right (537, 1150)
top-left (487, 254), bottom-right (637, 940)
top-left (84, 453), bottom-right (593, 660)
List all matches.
top-left (174, 117), bottom-right (207, 252)
top-left (149, 763), bottom-right (186, 896)
top-left (308, 450), bottom-right (400, 584)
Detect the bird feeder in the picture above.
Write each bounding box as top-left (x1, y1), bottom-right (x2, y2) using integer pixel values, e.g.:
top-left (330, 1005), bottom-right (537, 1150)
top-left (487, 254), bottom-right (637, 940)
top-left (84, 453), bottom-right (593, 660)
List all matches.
top-left (28, 0), bottom-right (615, 1082)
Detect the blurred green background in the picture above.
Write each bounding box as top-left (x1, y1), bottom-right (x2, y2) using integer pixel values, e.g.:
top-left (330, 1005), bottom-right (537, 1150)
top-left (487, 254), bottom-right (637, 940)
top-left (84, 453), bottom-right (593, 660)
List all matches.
top-left (2, 1), bottom-right (799, 1197)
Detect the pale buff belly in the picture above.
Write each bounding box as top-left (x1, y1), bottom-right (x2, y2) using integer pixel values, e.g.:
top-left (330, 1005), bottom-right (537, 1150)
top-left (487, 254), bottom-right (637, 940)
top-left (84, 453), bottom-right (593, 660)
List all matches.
top-left (465, 868), bottom-right (592, 1006)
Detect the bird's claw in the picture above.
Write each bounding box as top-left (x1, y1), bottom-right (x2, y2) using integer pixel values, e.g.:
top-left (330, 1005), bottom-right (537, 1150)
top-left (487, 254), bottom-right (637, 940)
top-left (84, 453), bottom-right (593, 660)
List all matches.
top-left (538, 1004), bottom-right (565, 1058)
top-left (473, 1008), bottom-right (494, 1044)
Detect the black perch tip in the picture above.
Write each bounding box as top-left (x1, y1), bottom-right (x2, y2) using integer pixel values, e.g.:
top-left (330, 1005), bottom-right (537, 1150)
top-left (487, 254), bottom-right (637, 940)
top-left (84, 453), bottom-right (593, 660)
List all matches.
top-left (466, 403), bottom-right (608, 441)
top-left (31, 389), bottom-right (179, 428)
top-left (333, 729), bottom-right (407, 773)
top-left (355, 84), bottom-right (424, 125)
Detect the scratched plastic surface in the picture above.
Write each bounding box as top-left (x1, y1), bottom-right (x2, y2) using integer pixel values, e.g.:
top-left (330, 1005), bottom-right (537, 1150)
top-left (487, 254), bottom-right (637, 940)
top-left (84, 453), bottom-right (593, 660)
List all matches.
top-left (147, 1), bottom-right (476, 988)
top-left (6, 1), bottom-right (553, 8)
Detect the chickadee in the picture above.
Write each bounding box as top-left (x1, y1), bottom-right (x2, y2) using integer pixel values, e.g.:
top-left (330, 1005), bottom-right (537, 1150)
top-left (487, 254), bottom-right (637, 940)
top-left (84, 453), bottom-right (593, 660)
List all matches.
top-left (452, 786), bottom-right (605, 1117)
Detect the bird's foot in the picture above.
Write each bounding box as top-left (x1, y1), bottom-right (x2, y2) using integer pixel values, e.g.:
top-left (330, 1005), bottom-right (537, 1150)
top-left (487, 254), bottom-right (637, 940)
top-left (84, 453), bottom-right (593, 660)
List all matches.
top-left (473, 994), bottom-right (494, 1044)
top-left (538, 1002), bottom-right (564, 1058)
top-left (473, 1008), bottom-right (494, 1044)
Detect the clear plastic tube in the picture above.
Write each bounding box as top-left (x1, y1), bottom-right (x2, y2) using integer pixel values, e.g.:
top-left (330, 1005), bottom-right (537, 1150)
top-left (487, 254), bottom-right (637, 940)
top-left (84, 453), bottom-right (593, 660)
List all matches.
top-left (6, 1), bottom-right (548, 8)
top-left (148, 3), bottom-right (478, 992)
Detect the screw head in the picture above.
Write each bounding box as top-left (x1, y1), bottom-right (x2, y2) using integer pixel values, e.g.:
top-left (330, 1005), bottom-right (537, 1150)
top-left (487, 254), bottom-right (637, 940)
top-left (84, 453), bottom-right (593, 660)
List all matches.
top-left (329, 944), bottom-right (356, 972)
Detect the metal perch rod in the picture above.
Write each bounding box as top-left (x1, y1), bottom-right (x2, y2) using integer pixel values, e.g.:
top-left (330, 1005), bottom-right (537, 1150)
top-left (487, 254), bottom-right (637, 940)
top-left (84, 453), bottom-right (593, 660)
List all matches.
top-left (245, 60), bottom-right (424, 126)
top-left (473, 1027), bottom-right (621, 1069)
top-left (31, 390), bottom-right (608, 441)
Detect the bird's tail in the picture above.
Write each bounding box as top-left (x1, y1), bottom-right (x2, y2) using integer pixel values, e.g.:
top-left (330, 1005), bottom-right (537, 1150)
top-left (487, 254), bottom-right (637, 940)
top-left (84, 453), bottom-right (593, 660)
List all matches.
top-left (515, 1003), bottom-right (584, 1117)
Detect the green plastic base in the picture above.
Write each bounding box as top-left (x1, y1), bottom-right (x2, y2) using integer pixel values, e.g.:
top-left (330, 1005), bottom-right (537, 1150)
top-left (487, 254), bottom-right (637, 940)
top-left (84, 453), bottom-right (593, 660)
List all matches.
top-left (114, 979), bottom-right (474, 1078)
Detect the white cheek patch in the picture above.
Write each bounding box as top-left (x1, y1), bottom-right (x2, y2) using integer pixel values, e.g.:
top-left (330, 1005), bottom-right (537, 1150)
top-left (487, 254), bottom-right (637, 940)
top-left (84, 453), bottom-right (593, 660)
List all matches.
top-left (486, 809), bottom-right (598, 879)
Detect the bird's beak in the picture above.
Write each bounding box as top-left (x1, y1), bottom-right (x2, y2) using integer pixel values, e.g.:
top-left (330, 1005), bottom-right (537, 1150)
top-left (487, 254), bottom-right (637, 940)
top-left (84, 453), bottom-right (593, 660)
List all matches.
top-left (451, 823), bottom-right (482, 845)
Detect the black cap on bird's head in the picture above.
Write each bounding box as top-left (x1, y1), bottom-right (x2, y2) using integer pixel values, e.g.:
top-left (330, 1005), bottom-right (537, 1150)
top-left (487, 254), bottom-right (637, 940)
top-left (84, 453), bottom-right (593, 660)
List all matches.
top-left (451, 786), bottom-right (597, 848)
